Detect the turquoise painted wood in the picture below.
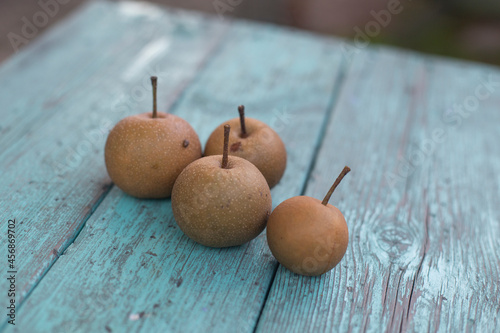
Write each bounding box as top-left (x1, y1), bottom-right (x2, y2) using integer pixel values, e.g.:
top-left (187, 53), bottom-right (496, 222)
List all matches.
top-left (4, 9), bottom-right (345, 332)
top-left (1, 1), bottom-right (499, 332)
top-left (0, 0), bottom-right (229, 319)
top-left (256, 50), bottom-right (500, 332)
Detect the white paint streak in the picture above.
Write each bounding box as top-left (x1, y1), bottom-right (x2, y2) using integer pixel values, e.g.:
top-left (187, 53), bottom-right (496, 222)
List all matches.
top-left (129, 313), bottom-right (140, 321)
top-left (118, 1), bottom-right (162, 19)
top-left (121, 38), bottom-right (171, 81)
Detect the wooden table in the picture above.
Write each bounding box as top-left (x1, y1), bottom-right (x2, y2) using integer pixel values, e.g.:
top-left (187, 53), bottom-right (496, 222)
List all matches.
top-left (1, 1), bottom-right (499, 332)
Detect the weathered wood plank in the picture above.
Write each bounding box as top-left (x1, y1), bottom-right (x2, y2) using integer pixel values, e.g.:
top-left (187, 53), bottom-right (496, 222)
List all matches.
top-left (256, 48), bottom-right (500, 332)
top-left (0, 0), bottom-right (224, 153)
top-left (0, 0), bottom-right (229, 321)
top-left (401, 60), bottom-right (500, 332)
top-left (9, 21), bottom-right (345, 332)
top-left (256, 48), bottom-right (429, 333)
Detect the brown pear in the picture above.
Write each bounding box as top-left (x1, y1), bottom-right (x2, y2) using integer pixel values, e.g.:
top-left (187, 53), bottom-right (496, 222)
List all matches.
top-left (105, 77), bottom-right (201, 198)
top-left (204, 105), bottom-right (286, 188)
top-left (266, 166), bottom-right (351, 276)
top-left (172, 124), bottom-right (272, 247)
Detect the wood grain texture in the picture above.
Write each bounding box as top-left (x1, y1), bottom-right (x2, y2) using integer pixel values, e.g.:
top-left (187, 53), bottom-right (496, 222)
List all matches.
top-left (3, 1), bottom-right (500, 332)
top-left (0, 0), bottom-right (229, 322)
top-left (401, 59), bottom-right (500, 332)
top-left (255, 48), bottom-right (500, 332)
top-left (6, 14), bottom-right (345, 333)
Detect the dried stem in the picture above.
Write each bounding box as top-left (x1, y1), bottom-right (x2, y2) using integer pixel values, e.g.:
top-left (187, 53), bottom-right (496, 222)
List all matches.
top-left (221, 124), bottom-right (230, 168)
top-left (322, 166), bottom-right (351, 205)
top-left (151, 76), bottom-right (158, 118)
top-left (238, 105), bottom-right (247, 137)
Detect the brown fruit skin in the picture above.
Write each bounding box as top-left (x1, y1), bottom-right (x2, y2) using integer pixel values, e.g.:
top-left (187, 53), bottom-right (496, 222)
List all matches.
top-left (104, 112), bottom-right (201, 199)
top-left (266, 196), bottom-right (349, 276)
top-left (204, 118), bottom-right (287, 188)
top-left (171, 155), bottom-right (272, 248)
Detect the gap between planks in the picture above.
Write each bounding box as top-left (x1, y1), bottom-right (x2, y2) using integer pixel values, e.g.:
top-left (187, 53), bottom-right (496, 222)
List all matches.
top-left (0, 183), bottom-right (113, 333)
top-left (251, 56), bottom-right (350, 333)
top-left (0, 20), bottom-right (233, 332)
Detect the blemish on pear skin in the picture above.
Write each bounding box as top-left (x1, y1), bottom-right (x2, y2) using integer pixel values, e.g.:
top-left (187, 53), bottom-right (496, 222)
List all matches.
top-left (230, 142), bottom-right (242, 152)
top-left (183, 139), bottom-right (190, 148)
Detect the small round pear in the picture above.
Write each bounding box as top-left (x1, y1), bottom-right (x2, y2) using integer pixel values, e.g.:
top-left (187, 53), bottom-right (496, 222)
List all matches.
top-left (266, 166), bottom-right (351, 276)
top-left (172, 124), bottom-right (272, 248)
top-left (204, 105), bottom-right (287, 188)
top-left (105, 76), bottom-right (201, 198)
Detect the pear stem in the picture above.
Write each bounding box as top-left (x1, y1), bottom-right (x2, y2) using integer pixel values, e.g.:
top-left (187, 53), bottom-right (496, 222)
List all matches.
top-left (238, 105), bottom-right (247, 138)
top-left (151, 76), bottom-right (158, 118)
top-left (322, 166), bottom-right (351, 206)
top-left (221, 124), bottom-right (230, 169)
